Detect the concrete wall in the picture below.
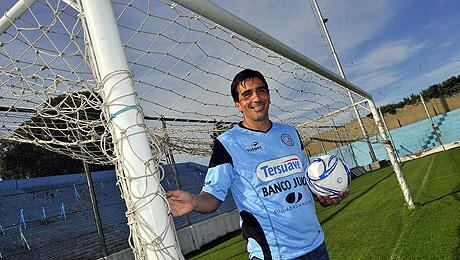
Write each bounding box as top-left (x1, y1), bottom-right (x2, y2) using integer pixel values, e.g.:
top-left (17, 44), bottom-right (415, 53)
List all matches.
top-left (102, 210), bottom-right (241, 260)
top-left (178, 209), bottom-right (240, 255)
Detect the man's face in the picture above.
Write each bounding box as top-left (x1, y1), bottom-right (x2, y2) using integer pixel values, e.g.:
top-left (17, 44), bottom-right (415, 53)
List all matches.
top-left (235, 77), bottom-right (270, 123)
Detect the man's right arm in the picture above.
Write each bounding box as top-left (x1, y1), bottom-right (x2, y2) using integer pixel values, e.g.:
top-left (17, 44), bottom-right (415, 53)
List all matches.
top-left (167, 190), bottom-right (221, 217)
top-left (167, 139), bottom-right (231, 217)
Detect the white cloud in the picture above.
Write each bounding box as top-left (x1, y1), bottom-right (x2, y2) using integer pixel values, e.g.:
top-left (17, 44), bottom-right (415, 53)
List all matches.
top-left (353, 70), bottom-right (401, 92)
top-left (372, 57), bottom-right (460, 106)
top-left (319, 0), bottom-right (413, 53)
top-left (350, 40), bottom-right (426, 74)
top-left (432, 40), bottom-right (455, 51)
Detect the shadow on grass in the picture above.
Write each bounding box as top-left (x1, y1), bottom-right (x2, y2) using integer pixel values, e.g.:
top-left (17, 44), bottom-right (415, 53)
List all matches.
top-left (185, 230), bottom-right (245, 259)
top-left (320, 167), bottom-right (395, 225)
top-left (417, 190), bottom-right (460, 207)
top-left (223, 251), bottom-right (248, 260)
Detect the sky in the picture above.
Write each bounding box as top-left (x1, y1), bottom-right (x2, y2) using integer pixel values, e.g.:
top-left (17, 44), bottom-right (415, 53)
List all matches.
top-left (2, 0), bottom-right (458, 107)
top-left (211, 0), bottom-right (460, 106)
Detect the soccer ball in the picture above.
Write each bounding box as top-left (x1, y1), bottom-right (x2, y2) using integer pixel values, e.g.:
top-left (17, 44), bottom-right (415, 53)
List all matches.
top-left (306, 155), bottom-right (350, 197)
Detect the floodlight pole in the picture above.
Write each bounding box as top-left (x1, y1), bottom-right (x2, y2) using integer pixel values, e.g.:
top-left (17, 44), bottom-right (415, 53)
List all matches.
top-left (310, 0), bottom-right (413, 207)
top-left (79, 0), bottom-right (182, 259)
top-left (310, 0), bottom-right (377, 162)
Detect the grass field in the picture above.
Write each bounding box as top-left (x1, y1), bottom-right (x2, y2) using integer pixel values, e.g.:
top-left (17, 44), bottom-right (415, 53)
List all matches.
top-left (187, 147), bottom-right (460, 259)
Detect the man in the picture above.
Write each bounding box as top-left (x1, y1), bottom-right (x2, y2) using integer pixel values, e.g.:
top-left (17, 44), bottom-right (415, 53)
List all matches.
top-left (167, 69), bottom-right (347, 259)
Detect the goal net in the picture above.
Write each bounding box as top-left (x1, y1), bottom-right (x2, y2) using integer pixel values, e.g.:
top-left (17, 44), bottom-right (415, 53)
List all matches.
top-left (0, 0), bottom-right (413, 259)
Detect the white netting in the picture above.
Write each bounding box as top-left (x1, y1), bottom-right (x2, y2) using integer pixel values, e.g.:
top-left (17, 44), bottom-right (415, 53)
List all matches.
top-left (0, 0), bottom-right (396, 259)
top-left (0, 0), bottom-right (379, 162)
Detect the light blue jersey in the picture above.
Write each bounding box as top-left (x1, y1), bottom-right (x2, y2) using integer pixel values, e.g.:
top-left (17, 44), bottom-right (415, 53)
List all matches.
top-left (202, 122), bottom-right (324, 259)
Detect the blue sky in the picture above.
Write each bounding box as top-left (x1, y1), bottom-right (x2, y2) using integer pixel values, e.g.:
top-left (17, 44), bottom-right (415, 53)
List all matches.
top-left (211, 0), bottom-right (460, 106)
top-left (2, 0), bottom-right (458, 108)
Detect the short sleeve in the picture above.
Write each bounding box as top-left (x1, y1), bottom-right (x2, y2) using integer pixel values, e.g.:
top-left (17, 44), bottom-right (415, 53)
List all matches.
top-left (202, 163), bottom-right (234, 201)
top-left (202, 139), bottom-right (235, 201)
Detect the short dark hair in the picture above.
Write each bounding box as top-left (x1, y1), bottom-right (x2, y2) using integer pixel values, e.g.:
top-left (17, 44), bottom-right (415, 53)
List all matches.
top-left (230, 69), bottom-right (269, 102)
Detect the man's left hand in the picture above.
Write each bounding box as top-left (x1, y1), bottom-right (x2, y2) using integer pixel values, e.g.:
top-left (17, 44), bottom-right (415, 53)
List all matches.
top-left (315, 190), bottom-right (349, 207)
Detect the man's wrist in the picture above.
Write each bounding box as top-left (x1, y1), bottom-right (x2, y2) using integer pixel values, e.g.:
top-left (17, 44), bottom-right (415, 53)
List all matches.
top-left (191, 194), bottom-right (198, 211)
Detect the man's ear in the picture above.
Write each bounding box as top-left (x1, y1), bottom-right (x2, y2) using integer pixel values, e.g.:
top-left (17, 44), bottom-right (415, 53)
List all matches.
top-left (235, 102), bottom-right (243, 113)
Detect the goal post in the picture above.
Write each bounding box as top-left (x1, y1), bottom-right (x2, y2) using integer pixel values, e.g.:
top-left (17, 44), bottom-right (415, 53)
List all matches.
top-left (79, 0), bottom-right (182, 258)
top-left (0, 0), bottom-right (37, 35)
top-left (368, 101), bottom-right (415, 207)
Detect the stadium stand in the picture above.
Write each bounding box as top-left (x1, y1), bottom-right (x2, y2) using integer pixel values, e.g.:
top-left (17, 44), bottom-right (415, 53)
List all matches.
top-left (0, 162), bottom-right (237, 259)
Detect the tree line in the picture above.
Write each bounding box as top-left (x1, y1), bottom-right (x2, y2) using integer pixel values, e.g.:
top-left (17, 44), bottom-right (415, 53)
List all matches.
top-left (379, 74), bottom-right (460, 115)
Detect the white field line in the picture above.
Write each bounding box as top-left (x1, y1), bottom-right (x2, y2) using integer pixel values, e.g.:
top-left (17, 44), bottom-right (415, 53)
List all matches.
top-left (429, 174), bottom-right (458, 182)
top-left (390, 155), bottom-right (435, 259)
top-left (415, 154), bottom-right (435, 200)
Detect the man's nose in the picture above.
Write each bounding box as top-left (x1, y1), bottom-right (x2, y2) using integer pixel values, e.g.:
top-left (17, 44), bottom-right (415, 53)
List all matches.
top-left (251, 91), bottom-right (262, 101)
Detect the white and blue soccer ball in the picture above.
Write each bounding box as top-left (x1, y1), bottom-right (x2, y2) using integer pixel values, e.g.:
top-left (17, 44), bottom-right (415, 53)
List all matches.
top-left (306, 155), bottom-right (350, 197)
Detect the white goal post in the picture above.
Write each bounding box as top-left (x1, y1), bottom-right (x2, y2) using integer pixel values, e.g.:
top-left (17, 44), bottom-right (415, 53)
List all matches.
top-left (80, 0), bottom-right (181, 258)
top-left (0, 0), bottom-right (415, 259)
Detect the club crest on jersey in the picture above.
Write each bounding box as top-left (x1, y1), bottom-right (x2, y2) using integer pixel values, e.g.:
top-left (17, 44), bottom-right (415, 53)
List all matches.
top-left (281, 134), bottom-right (294, 146)
top-left (256, 155), bottom-right (303, 182)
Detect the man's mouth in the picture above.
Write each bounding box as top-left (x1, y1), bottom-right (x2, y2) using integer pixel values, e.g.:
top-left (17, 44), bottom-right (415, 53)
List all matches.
top-left (252, 103), bottom-right (265, 111)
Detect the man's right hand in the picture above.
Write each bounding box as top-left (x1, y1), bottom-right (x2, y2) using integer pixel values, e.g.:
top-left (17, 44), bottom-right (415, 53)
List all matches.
top-left (166, 190), bottom-right (195, 217)
top-left (166, 190), bottom-right (221, 217)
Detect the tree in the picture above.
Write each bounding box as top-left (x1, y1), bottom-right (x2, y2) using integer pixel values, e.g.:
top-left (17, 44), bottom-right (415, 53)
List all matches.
top-left (0, 139), bottom-right (113, 179)
top-left (380, 74), bottom-right (460, 115)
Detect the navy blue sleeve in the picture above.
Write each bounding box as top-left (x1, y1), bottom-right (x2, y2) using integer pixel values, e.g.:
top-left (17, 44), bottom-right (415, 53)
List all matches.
top-left (209, 139), bottom-right (233, 168)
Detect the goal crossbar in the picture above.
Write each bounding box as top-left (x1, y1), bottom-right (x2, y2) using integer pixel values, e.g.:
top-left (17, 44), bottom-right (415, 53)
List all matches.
top-left (172, 0), bottom-right (372, 100)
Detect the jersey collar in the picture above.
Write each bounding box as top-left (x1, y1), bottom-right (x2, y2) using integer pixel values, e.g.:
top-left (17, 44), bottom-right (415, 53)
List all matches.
top-left (238, 120), bottom-right (273, 133)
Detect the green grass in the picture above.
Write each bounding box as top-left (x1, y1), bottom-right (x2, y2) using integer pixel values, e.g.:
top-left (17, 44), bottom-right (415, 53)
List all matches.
top-left (187, 147), bottom-right (460, 260)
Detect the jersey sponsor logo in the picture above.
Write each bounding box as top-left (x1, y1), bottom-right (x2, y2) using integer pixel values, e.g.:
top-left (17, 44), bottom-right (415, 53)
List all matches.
top-left (273, 199), bottom-right (313, 214)
top-left (281, 133), bottom-right (294, 146)
top-left (285, 192), bottom-right (303, 204)
top-left (261, 176), bottom-right (308, 197)
top-left (256, 155), bottom-right (303, 182)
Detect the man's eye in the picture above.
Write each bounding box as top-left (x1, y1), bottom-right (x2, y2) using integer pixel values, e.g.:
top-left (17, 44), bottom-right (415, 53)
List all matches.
top-left (242, 91), bottom-right (252, 97)
top-left (257, 88), bottom-right (267, 93)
